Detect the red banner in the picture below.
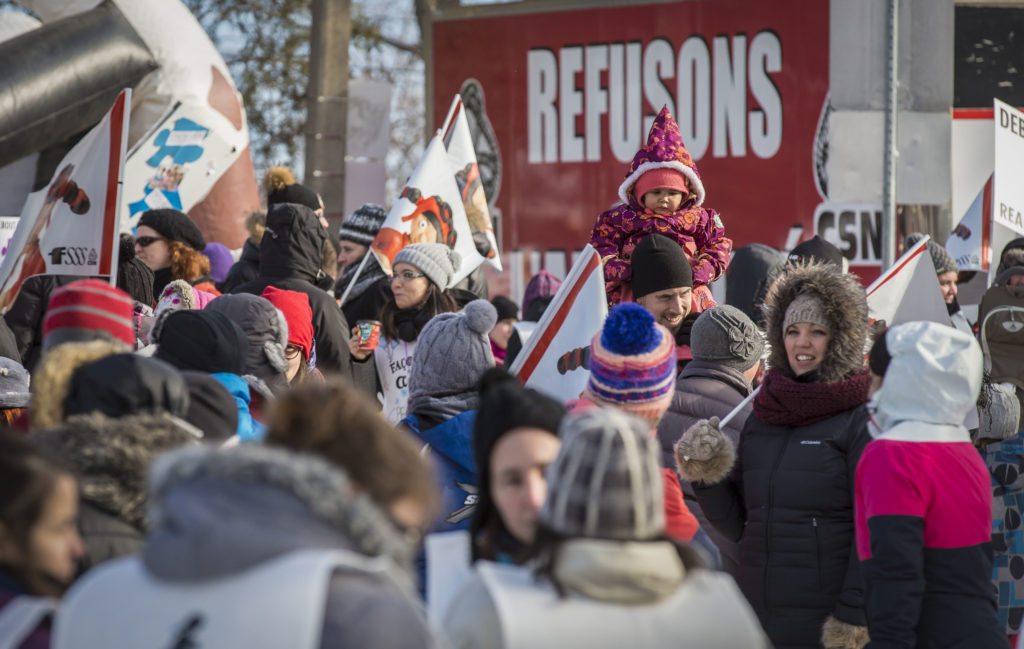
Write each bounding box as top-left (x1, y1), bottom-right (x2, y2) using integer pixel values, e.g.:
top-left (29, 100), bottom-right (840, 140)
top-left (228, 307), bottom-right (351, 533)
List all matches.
top-left (433, 0), bottom-right (829, 258)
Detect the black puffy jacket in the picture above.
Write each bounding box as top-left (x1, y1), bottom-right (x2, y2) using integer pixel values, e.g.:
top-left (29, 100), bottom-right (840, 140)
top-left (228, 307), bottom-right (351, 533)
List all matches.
top-left (219, 239), bottom-right (260, 294)
top-left (695, 405), bottom-right (870, 648)
top-left (233, 204), bottom-right (350, 376)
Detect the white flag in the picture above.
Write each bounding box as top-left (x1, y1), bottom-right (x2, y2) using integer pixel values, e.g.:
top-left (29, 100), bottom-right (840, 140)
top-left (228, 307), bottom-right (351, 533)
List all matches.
top-left (370, 134), bottom-right (485, 286)
top-left (509, 246), bottom-right (607, 403)
top-left (946, 175), bottom-right (991, 273)
top-left (866, 236), bottom-right (949, 328)
top-left (121, 100), bottom-right (247, 235)
top-left (441, 95), bottom-right (502, 271)
top-left (0, 90), bottom-right (130, 311)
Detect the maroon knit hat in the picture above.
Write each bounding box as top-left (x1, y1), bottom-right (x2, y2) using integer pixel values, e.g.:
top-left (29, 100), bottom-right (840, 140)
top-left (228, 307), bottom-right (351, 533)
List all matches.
top-left (42, 279), bottom-right (135, 350)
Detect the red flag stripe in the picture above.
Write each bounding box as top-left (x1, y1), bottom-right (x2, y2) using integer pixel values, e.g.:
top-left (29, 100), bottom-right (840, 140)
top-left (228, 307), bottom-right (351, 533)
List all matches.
top-left (99, 92), bottom-right (126, 277)
top-left (517, 252), bottom-right (601, 384)
top-left (866, 245), bottom-right (927, 298)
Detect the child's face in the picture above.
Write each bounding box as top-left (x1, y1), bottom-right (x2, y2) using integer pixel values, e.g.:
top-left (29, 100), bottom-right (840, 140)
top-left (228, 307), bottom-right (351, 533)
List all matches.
top-left (643, 188), bottom-right (686, 215)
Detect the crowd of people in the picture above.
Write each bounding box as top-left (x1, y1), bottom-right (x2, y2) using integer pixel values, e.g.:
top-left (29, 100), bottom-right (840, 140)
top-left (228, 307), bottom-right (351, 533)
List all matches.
top-left (0, 109), bottom-right (1021, 649)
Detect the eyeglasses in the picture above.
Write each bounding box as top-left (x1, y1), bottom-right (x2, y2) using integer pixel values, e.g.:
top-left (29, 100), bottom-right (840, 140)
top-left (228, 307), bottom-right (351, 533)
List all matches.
top-left (391, 270), bottom-right (426, 283)
top-left (285, 344), bottom-right (302, 360)
top-left (135, 236), bottom-right (165, 248)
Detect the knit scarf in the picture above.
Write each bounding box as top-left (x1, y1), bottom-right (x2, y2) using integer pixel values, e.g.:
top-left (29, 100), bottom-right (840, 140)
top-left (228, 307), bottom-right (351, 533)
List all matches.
top-left (338, 253), bottom-right (387, 304)
top-left (394, 304), bottom-right (434, 343)
top-left (753, 368), bottom-right (870, 426)
top-left (408, 390), bottom-right (479, 428)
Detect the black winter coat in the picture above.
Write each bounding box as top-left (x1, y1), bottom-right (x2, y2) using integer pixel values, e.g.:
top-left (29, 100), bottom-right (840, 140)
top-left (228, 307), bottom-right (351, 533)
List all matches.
top-left (657, 360), bottom-right (753, 577)
top-left (4, 274), bottom-right (78, 370)
top-left (219, 239), bottom-right (260, 293)
top-left (232, 204), bottom-right (350, 376)
top-left (694, 405), bottom-right (871, 649)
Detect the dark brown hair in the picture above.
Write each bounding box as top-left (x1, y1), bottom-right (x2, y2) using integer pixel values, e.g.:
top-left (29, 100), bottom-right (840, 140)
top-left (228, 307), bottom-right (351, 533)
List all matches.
top-left (264, 379), bottom-right (438, 518)
top-left (169, 240), bottom-right (211, 283)
top-left (0, 432), bottom-right (74, 596)
top-left (380, 283), bottom-right (457, 341)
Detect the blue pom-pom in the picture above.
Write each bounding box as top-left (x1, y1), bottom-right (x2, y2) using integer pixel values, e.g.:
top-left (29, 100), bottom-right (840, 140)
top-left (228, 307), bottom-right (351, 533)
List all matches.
top-left (600, 303), bottom-right (661, 355)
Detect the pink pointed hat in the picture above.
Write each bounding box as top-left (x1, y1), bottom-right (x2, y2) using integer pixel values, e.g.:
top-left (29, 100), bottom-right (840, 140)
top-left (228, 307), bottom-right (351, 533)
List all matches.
top-left (618, 106), bottom-right (705, 208)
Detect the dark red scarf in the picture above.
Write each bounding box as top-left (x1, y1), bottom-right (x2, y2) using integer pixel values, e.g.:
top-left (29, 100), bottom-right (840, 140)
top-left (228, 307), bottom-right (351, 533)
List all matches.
top-left (753, 368), bottom-right (870, 427)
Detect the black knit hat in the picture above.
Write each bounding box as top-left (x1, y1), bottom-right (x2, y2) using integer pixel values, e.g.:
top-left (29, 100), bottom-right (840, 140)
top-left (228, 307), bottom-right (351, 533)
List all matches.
top-left (268, 182), bottom-right (322, 211)
top-left (491, 295), bottom-right (519, 322)
top-left (340, 203), bottom-right (386, 246)
top-left (470, 368), bottom-right (566, 562)
top-left (630, 233), bottom-right (693, 298)
top-left (155, 310), bottom-right (248, 375)
top-left (117, 233), bottom-right (155, 307)
top-left (788, 235), bottom-right (844, 269)
top-left (138, 209), bottom-right (206, 251)
top-left (868, 327), bottom-right (891, 376)
top-left (181, 371), bottom-right (238, 441)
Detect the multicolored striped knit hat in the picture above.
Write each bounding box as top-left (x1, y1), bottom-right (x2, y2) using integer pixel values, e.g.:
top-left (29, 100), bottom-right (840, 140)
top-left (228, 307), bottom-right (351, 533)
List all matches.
top-left (42, 279), bottom-right (135, 351)
top-left (585, 303), bottom-right (677, 425)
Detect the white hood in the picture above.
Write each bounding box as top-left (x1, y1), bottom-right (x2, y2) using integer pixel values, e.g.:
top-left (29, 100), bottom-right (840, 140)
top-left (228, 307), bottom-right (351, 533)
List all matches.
top-left (870, 321), bottom-right (982, 438)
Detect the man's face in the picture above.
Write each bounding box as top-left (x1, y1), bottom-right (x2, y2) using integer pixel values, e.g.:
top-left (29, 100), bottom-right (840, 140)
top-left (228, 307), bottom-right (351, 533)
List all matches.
top-left (636, 287), bottom-right (692, 333)
top-left (937, 271), bottom-right (958, 304)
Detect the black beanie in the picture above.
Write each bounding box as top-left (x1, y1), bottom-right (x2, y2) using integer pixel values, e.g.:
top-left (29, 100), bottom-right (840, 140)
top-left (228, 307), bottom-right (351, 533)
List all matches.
top-left (181, 371), bottom-right (238, 441)
top-left (491, 295), bottom-right (519, 322)
top-left (117, 233), bottom-right (155, 307)
top-left (470, 368), bottom-right (566, 562)
top-left (630, 233), bottom-right (693, 298)
top-left (788, 235), bottom-right (844, 269)
top-left (64, 354), bottom-right (189, 419)
top-left (268, 182), bottom-right (322, 211)
top-left (868, 328), bottom-right (891, 376)
top-left (138, 209), bottom-right (206, 251)
top-left (155, 310), bottom-right (248, 375)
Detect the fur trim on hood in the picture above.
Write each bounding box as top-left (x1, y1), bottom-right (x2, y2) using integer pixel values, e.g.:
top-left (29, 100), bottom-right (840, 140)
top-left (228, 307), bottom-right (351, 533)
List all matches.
top-left (31, 413), bottom-right (198, 529)
top-left (148, 444), bottom-right (414, 569)
top-left (29, 340), bottom-right (127, 429)
top-left (762, 262), bottom-right (868, 384)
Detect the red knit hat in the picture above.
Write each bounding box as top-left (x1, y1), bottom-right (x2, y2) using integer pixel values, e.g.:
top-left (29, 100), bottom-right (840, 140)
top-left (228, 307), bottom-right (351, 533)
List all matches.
top-left (261, 286), bottom-right (313, 361)
top-left (42, 279), bottom-right (135, 350)
top-left (633, 168), bottom-right (689, 202)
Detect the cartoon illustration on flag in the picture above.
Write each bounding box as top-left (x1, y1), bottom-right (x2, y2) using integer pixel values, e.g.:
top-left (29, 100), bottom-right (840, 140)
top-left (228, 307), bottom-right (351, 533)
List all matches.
top-left (865, 235), bottom-right (949, 329)
top-left (0, 89), bottom-right (130, 311)
top-left (370, 134), bottom-right (485, 285)
top-left (441, 94), bottom-right (502, 270)
top-left (509, 246), bottom-right (608, 403)
top-left (121, 100), bottom-right (248, 234)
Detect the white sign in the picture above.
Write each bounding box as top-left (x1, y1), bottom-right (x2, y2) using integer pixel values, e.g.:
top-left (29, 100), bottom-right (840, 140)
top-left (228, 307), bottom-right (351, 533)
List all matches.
top-left (509, 245), bottom-right (607, 403)
top-left (0, 90), bottom-right (130, 311)
top-left (812, 202), bottom-right (882, 266)
top-left (121, 101), bottom-right (247, 235)
top-left (993, 98), bottom-right (1024, 236)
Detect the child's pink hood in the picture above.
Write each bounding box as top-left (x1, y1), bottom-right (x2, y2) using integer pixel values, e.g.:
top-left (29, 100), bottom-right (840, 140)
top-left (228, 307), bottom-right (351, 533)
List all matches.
top-left (619, 106), bottom-right (706, 209)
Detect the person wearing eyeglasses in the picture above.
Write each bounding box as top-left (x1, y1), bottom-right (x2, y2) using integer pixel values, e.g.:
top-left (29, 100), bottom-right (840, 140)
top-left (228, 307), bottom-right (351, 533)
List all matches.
top-left (348, 243), bottom-right (459, 424)
top-left (134, 209), bottom-right (211, 298)
top-left (262, 286), bottom-right (318, 386)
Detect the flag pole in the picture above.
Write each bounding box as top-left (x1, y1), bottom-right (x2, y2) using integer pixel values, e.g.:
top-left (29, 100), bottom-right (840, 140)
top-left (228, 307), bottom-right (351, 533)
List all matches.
top-left (338, 250), bottom-right (372, 307)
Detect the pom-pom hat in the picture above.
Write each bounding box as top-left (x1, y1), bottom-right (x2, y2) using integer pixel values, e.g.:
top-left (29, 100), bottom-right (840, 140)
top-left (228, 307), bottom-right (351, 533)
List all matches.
top-left (585, 303), bottom-right (677, 425)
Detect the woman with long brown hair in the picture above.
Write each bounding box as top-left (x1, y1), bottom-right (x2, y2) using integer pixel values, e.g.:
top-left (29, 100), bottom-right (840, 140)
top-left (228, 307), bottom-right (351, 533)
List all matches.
top-left (134, 209), bottom-right (210, 297)
top-left (348, 243), bottom-right (459, 424)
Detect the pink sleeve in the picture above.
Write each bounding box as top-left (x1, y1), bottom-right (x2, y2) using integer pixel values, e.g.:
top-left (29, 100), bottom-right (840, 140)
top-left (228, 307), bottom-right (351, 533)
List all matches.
top-left (590, 208), bottom-right (630, 305)
top-left (690, 208), bottom-right (732, 286)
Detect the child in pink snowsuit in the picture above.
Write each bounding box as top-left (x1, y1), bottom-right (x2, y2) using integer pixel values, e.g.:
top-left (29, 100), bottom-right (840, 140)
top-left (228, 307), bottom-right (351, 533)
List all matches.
top-left (590, 106), bottom-right (732, 311)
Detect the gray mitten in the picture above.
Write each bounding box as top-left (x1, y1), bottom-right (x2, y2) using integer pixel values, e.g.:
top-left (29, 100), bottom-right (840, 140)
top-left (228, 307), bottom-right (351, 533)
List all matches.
top-left (675, 417), bottom-right (735, 485)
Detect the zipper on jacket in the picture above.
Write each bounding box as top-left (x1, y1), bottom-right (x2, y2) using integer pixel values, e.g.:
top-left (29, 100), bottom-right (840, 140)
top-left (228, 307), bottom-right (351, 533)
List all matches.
top-left (813, 517), bottom-right (823, 590)
top-left (763, 437), bottom-right (789, 618)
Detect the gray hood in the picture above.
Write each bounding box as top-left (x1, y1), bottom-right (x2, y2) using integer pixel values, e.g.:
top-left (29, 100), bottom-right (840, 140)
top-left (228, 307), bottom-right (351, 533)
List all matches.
top-left (143, 444), bottom-right (416, 591)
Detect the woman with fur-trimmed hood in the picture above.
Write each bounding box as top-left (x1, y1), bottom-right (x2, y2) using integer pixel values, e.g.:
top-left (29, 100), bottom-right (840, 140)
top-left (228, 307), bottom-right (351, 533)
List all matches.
top-left (676, 262), bottom-right (872, 649)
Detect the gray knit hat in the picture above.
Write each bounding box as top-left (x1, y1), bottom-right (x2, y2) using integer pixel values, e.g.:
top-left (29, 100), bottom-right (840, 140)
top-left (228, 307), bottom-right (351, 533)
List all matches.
top-left (393, 243), bottom-right (462, 289)
top-left (905, 233), bottom-right (958, 276)
top-left (0, 357), bottom-right (30, 408)
top-left (339, 203), bottom-right (386, 247)
top-left (407, 300), bottom-right (496, 412)
top-left (541, 408), bottom-right (664, 541)
top-left (691, 305), bottom-right (765, 372)
top-left (783, 292), bottom-right (830, 332)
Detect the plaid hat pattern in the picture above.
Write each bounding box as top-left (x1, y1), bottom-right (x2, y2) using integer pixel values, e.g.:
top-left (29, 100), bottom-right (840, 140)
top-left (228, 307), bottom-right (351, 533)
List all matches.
top-left (42, 279), bottom-right (135, 350)
top-left (585, 303), bottom-right (677, 425)
top-left (541, 407), bottom-right (665, 541)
